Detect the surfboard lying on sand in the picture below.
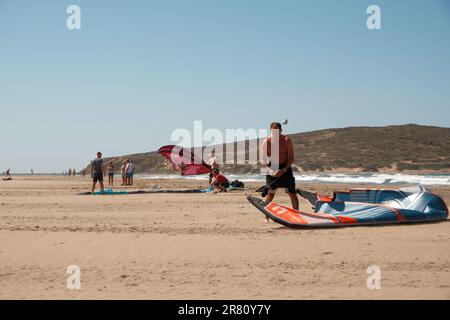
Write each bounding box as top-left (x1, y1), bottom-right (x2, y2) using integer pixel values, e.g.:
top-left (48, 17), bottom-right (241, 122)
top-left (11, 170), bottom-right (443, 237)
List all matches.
top-left (247, 186), bottom-right (448, 228)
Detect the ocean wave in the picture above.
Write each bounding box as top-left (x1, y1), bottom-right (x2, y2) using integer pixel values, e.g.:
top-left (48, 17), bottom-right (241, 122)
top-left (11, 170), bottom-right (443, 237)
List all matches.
top-left (137, 173), bottom-right (450, 186)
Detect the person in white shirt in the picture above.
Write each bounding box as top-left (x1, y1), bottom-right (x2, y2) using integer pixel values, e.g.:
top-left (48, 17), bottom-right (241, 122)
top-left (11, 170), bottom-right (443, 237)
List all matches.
top-left (125, 159), bottom-right (135, 185)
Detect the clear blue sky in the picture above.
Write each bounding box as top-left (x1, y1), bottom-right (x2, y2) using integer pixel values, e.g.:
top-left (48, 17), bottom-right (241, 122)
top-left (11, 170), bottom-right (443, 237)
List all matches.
top-left (1, 0), bottom-right (449, 173)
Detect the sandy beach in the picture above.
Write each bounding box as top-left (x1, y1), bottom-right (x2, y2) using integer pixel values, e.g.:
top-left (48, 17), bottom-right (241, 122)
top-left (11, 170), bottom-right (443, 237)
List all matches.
top-left (0, 175), bottom-right (449, 300)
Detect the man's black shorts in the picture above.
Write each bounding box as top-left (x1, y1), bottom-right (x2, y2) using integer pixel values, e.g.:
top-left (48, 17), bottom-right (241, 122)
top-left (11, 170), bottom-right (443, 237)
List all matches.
top-left (92, 172), bottom-right (103, 183)
top-left (266, 166), bottom-right (296, 194)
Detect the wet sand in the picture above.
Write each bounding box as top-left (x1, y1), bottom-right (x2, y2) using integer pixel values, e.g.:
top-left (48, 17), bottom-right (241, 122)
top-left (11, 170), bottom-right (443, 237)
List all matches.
top-left (0, 176), bottom-right (449, 299)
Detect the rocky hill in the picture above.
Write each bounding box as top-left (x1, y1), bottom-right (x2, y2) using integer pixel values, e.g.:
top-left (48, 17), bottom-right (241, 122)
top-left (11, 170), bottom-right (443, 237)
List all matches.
top-left (84, 124), bottom-right (450, 174)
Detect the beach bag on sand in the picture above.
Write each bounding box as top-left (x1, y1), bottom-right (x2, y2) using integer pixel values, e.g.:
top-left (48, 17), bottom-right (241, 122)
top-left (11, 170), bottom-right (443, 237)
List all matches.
top-left (230, 180), bottom-right (244, 189)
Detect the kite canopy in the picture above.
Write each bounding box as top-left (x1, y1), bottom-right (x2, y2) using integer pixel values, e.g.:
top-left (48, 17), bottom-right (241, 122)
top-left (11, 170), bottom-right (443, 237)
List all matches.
top-left (248, 186), bottom-right (448, 228)
top-left (158, 145), bottom-right (211, 176)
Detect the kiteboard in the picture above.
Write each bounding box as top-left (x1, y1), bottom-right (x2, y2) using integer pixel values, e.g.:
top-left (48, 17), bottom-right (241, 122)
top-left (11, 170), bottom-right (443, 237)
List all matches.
top-left (247, 186), bottom-right (448, 228)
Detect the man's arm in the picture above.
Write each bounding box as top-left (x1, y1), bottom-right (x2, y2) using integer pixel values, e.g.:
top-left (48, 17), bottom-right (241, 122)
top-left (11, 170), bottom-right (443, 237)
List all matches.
top-left (260, 138), bottom-right (270, 168)
top-left (273, 138), bottom-right (294, 177)
top-left (285, 137), bottom-right (295, 169)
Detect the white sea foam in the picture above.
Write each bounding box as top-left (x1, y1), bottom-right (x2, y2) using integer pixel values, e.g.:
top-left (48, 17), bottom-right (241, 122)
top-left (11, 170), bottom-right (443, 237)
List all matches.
top-left (137, 173), bottom-right (450, 186)
top-left (293, 173), bottom-right (450, 185)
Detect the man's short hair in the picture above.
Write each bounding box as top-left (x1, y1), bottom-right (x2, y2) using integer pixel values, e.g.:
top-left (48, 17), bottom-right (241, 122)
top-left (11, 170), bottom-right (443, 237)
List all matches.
top-left (97, 152), bottom-right (102, 157)
top-left (270, 122), bottom-right (282, 130)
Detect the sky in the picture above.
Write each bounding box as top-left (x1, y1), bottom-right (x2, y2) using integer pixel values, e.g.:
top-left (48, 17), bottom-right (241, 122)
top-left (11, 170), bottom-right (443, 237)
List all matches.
top-left (0, 0), bottom-right (449, 173)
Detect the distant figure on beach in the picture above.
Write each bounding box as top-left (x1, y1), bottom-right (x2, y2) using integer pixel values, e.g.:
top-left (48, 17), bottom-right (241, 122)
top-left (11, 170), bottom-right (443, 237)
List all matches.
top-left (3, 169), bottom-right (12, 180)
top-left (68, 168), bottom-right (72, 177)
top-left (125, 159), bottom-right (135, 185)
top-left (72, 169), bottom-right (76, 178)
top-left (90, 152), bottom-right (106, 194)
top-left (120, 160), bottom-right (127, 185)
top-left (210, 169), bottom-right (229, 192)
top-left (260, 122), bottom-right (298, 223)
top-left (107, 160), bottom-right (115, 186)
top-left (207, 149), bottom-right (219, 185)
top-left (30, 169), bottom-right (34, 175)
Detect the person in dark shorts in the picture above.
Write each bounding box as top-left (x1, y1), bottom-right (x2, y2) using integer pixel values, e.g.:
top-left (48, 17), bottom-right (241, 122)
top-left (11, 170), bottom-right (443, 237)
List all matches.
top-left (91, 152), bottom-right (106, 194)
top-left (260, 122), bottom-right (299, 223)
top-left (210, 169), bottom-right (230, 192)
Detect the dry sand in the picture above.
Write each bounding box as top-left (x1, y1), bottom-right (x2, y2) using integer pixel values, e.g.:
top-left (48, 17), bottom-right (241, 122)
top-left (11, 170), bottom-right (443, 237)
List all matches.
top-left (0, 175), bottom-right (449, 299)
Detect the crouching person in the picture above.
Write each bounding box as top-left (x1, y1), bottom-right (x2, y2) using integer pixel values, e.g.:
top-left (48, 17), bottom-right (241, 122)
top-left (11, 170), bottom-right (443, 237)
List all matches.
top-left (210, 169), bottom-right (230, 192)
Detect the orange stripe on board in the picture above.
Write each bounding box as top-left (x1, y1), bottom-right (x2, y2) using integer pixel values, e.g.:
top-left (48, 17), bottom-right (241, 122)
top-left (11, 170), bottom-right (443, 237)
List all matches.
top-left (300, 211), bottom-right (339, 223)
top-left (318, 196), bottom-right (333, 202)
top-left (287, 211), bottom-right (309, 224)
top-left (265, 202), bottom-right (309, 225)
top-left (336, 215), bottom-right (358, 224)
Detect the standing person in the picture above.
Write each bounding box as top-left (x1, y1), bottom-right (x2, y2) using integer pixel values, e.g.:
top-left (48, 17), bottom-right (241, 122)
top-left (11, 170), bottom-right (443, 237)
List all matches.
top-left (68, 168), bottom-right (72, 177)
top-left (207, 149), bottom-right (219, 185)
top-left (72, 169), bottom-right (76, 178)
top-left (126, 159), bottom-right (135, 186)
top-left (5, 169), bottom-right (11, 179)
top-left (120, 160), bottom-right (127, 185)
top-left (90, 152), bottom-right (106, 194)
top-left (30, 169), bottom-right (34, 175)
top-left (107, 160), bottom-right (115, 186)
top-left (260, 122), bottom-right (299, 223)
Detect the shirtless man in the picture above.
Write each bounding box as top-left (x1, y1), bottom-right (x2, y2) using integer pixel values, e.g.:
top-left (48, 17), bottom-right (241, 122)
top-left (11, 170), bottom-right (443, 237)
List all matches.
top-left (207, 149), bottom-right (219, 185)
top-left (260, 122), bottom-right (299, 222)
top-left (91, 152), bottom-right (106, 194)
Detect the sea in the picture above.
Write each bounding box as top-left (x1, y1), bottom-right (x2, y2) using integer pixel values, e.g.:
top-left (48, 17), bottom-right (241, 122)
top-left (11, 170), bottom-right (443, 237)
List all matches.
top-left (137, 173), bottom-right (450, 186)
